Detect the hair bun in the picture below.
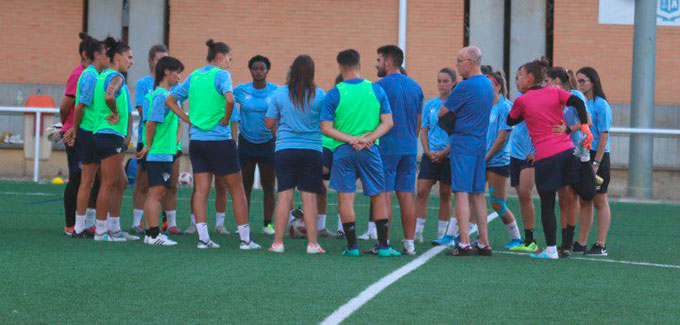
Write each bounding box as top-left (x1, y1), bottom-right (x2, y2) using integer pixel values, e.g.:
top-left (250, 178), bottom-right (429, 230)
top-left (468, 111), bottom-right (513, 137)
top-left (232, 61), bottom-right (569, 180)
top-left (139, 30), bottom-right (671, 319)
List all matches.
top-left (79, 32), bottom-right (89, 40)
top-left (206, 39), bottom-right (215, 48)
top-left (539, 56), bottom-right (550, 67)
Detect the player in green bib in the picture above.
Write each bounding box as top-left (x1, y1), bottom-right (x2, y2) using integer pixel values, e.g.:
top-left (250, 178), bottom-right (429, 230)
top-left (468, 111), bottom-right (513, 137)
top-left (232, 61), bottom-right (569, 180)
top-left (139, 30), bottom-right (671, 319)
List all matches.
top-left (320, 49), bottom-right (400, 257)
top-left (166, 39), bottom-right (260, 250)
top-left (70, 36), bottom-right (109, 238)
top-left (136, 56), bottom-right (185, 246)
top-left (87, 36), bottom-right (137, 242)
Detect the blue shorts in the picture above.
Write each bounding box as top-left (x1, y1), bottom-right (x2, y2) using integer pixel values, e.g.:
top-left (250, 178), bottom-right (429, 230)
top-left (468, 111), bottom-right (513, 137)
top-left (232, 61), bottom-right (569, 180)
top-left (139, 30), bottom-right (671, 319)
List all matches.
top-left (189, 140), bottom-right (240, 176)
top-left (450, 153), bottom-right (486, 193)
top-left (330, 144), bottom-right (385, 197)
top-left (417, 153), bottom-right (451, 185)
top-left (381, 154), bottom-right (417, 192)
top-left (75, 129), bottom-right (99, 165)
top-left (274, 149), bottom-right (323, 194)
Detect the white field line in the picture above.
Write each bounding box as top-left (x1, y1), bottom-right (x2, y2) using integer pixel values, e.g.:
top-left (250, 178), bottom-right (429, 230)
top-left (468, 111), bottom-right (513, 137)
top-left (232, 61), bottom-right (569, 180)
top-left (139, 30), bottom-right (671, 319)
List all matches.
top-left (321, 212), bottom-right (499, 325)
top-left (494, 250), bottom-right (680, 270)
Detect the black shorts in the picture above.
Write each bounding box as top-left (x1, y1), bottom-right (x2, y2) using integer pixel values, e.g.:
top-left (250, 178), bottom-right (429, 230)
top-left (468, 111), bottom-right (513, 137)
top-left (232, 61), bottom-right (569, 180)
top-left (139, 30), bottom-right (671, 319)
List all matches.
top-left (189, 140), bottom-right (240, 176)
top-left (417, 153), bottom-right (451, 185)
top-left (510, 157), bottom-right (534, 187)
top-left (238, 135), bottom-right (275, 167)
top-left (487, 165), bottom-right (510, 178)
top-left (76, 129), bottom-right (99, 165)
top-left (94, 133), bottom-right (125, 160)
top-left (322, 147), bottom-right (333, 181)
top-left (147, 161), bottom-right (173, 188)
top-left (65, 142), bottom-right (80, 173)
top-left (274, 149), bottom-right (323, 194)
top-left (534, 149), bottom-right (580, 192)
top-left (591, 150), bottom-right (611, 194)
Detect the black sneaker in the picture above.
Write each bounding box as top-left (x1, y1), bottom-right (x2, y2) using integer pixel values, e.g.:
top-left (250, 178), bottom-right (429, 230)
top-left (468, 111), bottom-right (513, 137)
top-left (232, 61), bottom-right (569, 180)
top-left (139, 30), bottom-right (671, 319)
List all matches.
top-left (363, 244), bottom-right (379, 255)
top-left (446, 244), bottom-right (474, 257)
top-left (291, 207), bottom-right (304, 219)
top-left (72, 229), bottom-right (94, 239)
top-left (558, 247), bottom-right (572, 258)
top-left (584, 243), bottom-right (608, 256)
top-left (572, 242), bottom-right (587, 253)
top-left (474, 245), bottom-right (492, 256)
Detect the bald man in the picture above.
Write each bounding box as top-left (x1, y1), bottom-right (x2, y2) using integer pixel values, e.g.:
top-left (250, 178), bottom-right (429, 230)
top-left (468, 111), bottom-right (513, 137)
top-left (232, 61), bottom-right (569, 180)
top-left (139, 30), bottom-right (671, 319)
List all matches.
top-left (437, 46), bottom-right (494, 256)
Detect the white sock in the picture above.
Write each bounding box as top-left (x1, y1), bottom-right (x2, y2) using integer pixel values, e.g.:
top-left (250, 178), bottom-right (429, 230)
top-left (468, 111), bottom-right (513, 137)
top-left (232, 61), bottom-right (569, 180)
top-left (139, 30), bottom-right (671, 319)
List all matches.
top-left (237, 224), bottom-right (251, 243)
top-left (75, 214), bottom-right (87, 233)
top-left (107, 215), bottom-right (121, 233)
top-left (546, 245), bottom-right (558, 255)
top-left (166, 210), bottom-right (177, 228)
top-left (415, 218), bottom-right (426, 234)
top-left (404, 239), bottom-right (414, 249)
top-left (505, 220), bottom-right (521, 240)
top-left (85, 208), bottom-right (96, 225)
top-left (437, 220), bottom-right (449, 238)
top-left (216, 212), bottom-right (226, 228)
top-left (477, 242), bottom-right (487, 249)
top-left (191, 214), bottom-right (196, 225)
top-left (132, 209), bottom-right (144, 228)
top-left (318, 214), bottom-right (327, 231)
top-left (459, 241), bottom-right (470, 249)
top-left (95, 219), bottom-right (107, 235)
top-left (337, 216), bottom-right (343, 232)
top-left (368, 221), bottom-right (376, 233)
top-left (196, 222), bottom-right (210, 242)
top-left (445, 217), bottom-right (459, 236)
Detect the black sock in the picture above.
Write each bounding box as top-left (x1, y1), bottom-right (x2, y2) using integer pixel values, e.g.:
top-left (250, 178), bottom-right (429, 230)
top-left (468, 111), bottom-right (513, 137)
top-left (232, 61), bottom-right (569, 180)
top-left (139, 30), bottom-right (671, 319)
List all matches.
top-left (564, 225), bottom-right (576, 249)
top-left (342, 222), bottom-right (357, 249)
top-left (375, 219), bottom-right (389, 248)
top-left (561, 228), bottom-right (567, 245)
top-left (146, 226), bottom-right (160, 238)
top-left (525, 229), bottom-right (535, 243)
top-left (264, 218), bottom-right (272, 227)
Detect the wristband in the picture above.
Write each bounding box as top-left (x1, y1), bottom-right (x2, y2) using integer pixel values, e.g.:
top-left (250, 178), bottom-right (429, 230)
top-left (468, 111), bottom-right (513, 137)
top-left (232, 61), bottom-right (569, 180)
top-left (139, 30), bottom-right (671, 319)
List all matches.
top-left (565, 127), bottom-right (572, 135)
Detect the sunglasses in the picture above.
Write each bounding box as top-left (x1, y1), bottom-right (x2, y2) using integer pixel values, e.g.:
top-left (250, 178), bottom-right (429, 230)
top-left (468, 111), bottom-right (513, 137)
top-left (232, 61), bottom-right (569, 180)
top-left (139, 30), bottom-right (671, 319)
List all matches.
top-left (577, 78), bottom-right (590, 85)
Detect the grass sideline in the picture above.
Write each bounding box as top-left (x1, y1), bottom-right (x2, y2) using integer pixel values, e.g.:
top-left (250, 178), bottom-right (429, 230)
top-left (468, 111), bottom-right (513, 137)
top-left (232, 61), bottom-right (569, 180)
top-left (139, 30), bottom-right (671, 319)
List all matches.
top-left (0, 181), bottom-right (678, 324)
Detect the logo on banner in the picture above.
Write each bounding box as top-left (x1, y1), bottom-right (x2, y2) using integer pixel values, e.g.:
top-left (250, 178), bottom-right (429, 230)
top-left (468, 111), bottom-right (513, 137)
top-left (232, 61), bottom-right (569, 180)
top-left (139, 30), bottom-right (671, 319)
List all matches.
top-left (658, 0), bottom-right (680, 22)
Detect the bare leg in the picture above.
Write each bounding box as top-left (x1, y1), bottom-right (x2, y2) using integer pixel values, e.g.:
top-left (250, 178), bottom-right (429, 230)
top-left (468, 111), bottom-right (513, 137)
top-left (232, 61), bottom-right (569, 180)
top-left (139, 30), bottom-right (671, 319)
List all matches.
top-left (193, 173), bottom-right (213, 224)
top-left (594, 193), bottom-right (611, 246)
top-left (144, 185), bottom-right (166, 229)
top-left (273, 189), bottom-right (294, 243)
top-left (515, 168), bottom-right (536, 231)
top-left (223, 171), bottom-right (249, 226)
top-left (396, 191), bottom-right (416, 240)
top-left (470, 192), bottom-right (489, 247)
top-left (300, 191), bottom-right (319, 244)
top-left (416, 179), bottom-right (435, 220)
top-left (454, 191), bottom-right (471, 245)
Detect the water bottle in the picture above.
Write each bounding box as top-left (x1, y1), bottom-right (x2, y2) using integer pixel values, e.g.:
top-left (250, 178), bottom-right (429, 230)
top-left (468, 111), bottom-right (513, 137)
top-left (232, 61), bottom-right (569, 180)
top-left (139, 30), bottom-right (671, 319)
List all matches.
top-left (573, 135), bottom-right (590, 162)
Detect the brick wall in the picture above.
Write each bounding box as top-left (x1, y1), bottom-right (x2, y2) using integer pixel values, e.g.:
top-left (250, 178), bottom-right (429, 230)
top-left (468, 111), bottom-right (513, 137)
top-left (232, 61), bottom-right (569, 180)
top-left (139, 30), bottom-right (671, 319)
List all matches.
top-left (0, 0), bottom-right (83, 85)
top-left (168, 0), bottom-right (464, 99)
top-left (553, 0), bottom-right (680, 105)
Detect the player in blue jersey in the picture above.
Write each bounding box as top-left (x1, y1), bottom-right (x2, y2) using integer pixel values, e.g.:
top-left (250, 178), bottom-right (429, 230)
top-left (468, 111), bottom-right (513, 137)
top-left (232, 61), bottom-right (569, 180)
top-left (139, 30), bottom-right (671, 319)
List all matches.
top-left (374, 45), bottom-right (424, 255)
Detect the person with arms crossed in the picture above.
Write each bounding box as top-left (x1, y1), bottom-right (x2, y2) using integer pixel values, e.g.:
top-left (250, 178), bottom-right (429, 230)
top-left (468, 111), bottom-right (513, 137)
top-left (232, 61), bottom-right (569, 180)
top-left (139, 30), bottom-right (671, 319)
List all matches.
top-left (437, 46), bottom-right (493, 256)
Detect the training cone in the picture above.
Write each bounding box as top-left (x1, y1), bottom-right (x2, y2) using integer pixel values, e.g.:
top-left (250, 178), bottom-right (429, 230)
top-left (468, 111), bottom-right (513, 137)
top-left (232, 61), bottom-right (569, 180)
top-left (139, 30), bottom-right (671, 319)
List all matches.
top-left (51, 177), bottom-right (65, 184)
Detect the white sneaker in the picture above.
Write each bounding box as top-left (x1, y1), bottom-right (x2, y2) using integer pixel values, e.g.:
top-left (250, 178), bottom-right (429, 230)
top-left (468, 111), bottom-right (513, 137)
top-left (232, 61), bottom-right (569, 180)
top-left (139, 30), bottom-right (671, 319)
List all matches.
top-left (94, 232), bottom-right (126, 242)
top-left (268, 241), bottom-right (284, 253)
top-left (403, 242), bottom-right (416, 256)
top-left (118, 231), bottom-right (140, 241)
top-left (240, 240), bottom-right (262, 250)
top-left (183, 224), bottom-right (196, 234)
top-left (197, 240), bottom-right (220, 249)
top-left (307, 242), bottom-right (326, 254)
top-left (357, 229), bottom-right (377, 240)
top-left (262, 224), bottom-right (275, 235)
top-left (415, 232), bottom-right (424, 244)
top-left (144, 234), bottom-right (177, 246)
top-left (215, 225), bottom-right (230, 235)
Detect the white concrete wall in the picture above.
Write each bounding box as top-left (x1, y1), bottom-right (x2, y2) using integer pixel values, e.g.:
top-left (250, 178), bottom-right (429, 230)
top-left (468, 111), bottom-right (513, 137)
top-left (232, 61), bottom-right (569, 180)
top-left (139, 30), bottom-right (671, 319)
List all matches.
top-left (509, 0), bottom-right (546, 97)
top-left (469, 0), bottom-right (505, 71)
top-left (87, 0), bottom-right (123, 39)
top-left (127, 0), bottom-right (166, 101)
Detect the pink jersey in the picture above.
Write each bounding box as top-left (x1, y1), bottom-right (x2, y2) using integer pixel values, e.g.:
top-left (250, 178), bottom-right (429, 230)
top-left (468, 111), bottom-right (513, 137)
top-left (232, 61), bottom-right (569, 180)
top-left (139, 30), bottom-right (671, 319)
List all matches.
top-left (61, 64), bottom-right (86, 133)
top-left (508, 87), bottom-right (573, 161)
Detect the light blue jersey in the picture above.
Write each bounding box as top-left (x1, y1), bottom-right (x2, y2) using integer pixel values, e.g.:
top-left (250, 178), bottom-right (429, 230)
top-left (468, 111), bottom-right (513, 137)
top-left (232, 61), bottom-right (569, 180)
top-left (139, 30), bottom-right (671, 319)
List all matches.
top-left (486, 98), bottom-right (512, 167)
top-left (421, 97), bottom-right (449, 152)
top-left (234, 82), bottom-right (278, 143)
top-left (265, 86), bottom-right (325, 152)
top-left (135, 75), bottom-right (154, 144)
top-left (170, 66), bottom-right (234, 141)
top-left (508, 94), bottom-right (534, 160)
top-left (563, 89), bottom-right (587, 145)
top-left (587, 96), bottom-right (612, 152)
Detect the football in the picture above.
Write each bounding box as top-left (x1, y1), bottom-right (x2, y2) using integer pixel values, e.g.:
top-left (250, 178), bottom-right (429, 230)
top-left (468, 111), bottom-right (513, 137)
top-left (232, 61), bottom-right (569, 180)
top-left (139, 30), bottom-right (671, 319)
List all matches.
top-left (178, 172), bottom-right (193, 186)
top-left (288, 218), bottom-right (307, 238)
